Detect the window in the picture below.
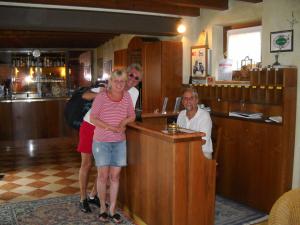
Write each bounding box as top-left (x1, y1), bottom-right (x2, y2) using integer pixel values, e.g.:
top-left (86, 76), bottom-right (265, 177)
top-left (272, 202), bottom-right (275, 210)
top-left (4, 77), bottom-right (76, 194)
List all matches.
top-left (226, 25), bottom-right (262, 70)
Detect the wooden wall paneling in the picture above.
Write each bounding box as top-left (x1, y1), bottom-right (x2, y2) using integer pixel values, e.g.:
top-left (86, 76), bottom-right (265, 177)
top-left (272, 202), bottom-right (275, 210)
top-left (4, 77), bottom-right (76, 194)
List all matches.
top-left (0, 102), bottom-right (13, 140)
top-left (187, 141), bottom-right (216, 225)
top-left (46, 100), bottom-right (76, 138)
top-left (161, 41), bottom-right (183, 112)
top-left (281, 79), bottom-right (297, 191)
top-left (214, 116), bottom-right (288, 212)
top-left (214, 117), bottom-right (241, 196)
top-left (124, 129), bottom-right (173, 225)
top-left (12, 101), bottom-right (36, 139)
top-left (210, 98), bottom-right (229, 113)
top-left (173, 141), bottom-right (189, 225)
top-left (127, 36), bottom-right (145, 66)
top-left (236, 122), bottom-right (268, 206)
top-left (127, 37), bottom-right (182, 113)
top-left (142, 41), bottom-right (162, 113)
top-left (114, 49), bottom-right (128, 69)
top-left (260, 123), bottom-right (284, 210)
top-left (45, 100), bottom-right (60, 137)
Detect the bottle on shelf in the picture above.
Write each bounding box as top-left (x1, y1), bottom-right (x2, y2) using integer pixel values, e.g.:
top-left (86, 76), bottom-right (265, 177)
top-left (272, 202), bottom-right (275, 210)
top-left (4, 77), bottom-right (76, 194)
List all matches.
top-left (26, 52), bottom-right (31, 67)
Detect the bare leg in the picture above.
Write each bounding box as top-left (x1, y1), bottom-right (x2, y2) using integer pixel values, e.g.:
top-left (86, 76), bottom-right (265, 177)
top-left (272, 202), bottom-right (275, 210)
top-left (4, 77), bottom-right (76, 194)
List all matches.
top-left (79, 153), bottom-right (92, 201)
top-left (97, 166), bottom-right (109, 213)
top-left (89, 177), bottom-right (98, 197)
top-left (109, 166), bottom-right (122, 215)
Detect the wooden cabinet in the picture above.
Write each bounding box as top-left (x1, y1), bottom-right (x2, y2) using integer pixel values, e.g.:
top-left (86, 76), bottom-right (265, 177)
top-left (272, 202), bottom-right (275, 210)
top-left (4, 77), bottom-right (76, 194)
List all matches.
top-left (193, 68), bottom-right (297, 212)
top-left (127, 37), bottom-right (183, 113)
top-left (213, 117), bottom-right (285, 212)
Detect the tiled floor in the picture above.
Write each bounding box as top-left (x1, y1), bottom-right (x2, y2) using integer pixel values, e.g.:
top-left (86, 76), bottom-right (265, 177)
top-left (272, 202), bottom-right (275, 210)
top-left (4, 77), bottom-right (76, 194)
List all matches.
top-left (0, 137), bottom-right (96, 204)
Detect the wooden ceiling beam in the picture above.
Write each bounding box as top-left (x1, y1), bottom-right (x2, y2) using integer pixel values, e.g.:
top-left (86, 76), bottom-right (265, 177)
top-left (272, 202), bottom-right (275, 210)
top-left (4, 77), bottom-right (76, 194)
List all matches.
top-left (0, 0), bottom-right (262, 16)
top-left (237, 0), bottom-right (262, 3)
top-left (0, 6), bottom-right (181, 36)
top-left (0, 0), bottom-right (201, 16)
top-left (0, 30), bottom-right (117, 39)
top-left (151, 0), bottom-right (228, 10)
top-left (0, 30), bottom-right (119, 48)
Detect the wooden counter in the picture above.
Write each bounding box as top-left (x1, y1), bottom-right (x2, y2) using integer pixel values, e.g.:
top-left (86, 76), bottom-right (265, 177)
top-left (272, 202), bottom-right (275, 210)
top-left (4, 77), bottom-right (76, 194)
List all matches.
top-left (119, 119), bottom-right (216, 225)
top-left (213, 115), bottom-right (292, 212)
top-left (0, 98), bottom-right (75, 140)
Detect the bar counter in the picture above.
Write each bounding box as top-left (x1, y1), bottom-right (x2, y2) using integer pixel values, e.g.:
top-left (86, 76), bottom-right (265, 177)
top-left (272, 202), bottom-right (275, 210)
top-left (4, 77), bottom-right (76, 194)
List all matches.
top-left (0, 96), bottom-right (75, 140)
top-left (0, 96), bottom-right (69, 103)
top-left (119, 118), bottom-right (216, 225)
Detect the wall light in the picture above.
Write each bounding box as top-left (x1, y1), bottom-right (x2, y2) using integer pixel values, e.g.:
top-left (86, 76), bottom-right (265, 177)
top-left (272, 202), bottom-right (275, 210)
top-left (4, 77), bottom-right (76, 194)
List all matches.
top-left (177, 23), bottom-right (186, 34)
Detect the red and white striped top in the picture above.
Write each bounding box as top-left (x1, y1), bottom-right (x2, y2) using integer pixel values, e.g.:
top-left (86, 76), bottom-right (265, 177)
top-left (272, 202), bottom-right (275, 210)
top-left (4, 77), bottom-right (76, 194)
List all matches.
top-left (90, 90), bottom-right (135, 142)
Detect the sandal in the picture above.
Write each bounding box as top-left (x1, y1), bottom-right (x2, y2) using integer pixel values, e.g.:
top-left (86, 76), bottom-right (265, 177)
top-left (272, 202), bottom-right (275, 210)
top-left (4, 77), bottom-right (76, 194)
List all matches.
top-left (110, 213), bottom-right (122, 223)
top-left (99, 212), bottom-right (109, 222)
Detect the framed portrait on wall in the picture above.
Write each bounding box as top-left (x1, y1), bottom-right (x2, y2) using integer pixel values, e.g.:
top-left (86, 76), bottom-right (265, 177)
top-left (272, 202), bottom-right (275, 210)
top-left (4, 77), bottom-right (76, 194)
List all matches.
top-left (191, 45), bottom-right (208, 77)
top-left (270, 30), bottom-right (293, 52)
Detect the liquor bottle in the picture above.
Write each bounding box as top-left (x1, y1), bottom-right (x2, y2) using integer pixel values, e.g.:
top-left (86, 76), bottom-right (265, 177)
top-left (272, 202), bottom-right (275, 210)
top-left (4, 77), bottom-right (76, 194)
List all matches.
top-left (26, 52), bottom-right (31, 67)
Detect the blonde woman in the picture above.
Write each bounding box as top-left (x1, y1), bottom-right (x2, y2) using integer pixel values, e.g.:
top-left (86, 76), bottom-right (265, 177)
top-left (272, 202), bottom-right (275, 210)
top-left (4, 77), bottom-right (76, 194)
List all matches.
top-left (90, 69), bottom-right (135, 223)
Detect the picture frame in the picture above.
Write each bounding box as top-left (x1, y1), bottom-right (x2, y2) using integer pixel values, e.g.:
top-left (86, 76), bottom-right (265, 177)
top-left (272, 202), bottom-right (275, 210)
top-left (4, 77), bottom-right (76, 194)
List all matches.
top-left (191, 45), bottom-right (208, 77)
top-left (270, 30), bottom-right (293, 52)
top-left (173, 97), bottom-right (182, 113)
top-left (161, 97), bottom-right (168, 114)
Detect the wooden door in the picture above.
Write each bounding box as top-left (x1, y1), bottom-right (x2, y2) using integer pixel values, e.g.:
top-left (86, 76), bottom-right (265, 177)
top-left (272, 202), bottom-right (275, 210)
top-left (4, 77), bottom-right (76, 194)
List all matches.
top-left (142, 41), bottom-right (162, 113)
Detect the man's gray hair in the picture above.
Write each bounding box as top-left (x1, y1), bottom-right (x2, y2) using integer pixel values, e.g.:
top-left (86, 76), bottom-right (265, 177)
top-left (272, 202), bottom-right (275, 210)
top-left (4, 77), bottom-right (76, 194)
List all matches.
top-left (183, 87), bottom-right (198, 98)
top-left (127, 63), bottom-right (143, 79)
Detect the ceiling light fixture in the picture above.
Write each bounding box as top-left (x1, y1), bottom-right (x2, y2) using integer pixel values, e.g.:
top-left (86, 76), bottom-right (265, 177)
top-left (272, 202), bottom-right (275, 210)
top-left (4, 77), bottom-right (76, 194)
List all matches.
top-left (177, 23), bottom-right (186, 34)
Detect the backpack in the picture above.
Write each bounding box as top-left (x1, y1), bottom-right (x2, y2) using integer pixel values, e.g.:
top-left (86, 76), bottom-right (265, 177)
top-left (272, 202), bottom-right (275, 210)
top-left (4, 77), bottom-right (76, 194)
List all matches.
top-left (64, 87), bottom-right (93, 130)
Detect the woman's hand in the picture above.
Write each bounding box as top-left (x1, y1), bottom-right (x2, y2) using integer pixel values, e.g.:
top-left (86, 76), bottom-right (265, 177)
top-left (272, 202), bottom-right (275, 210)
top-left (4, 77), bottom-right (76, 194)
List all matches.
top-left (109, 126), bottom-right (125, 133)
top-left (119, 116), bottom-right (135, 129)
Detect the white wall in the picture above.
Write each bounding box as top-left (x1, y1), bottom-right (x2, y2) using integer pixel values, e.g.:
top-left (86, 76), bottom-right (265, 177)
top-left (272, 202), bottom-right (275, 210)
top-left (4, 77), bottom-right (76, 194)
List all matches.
top-left (96, 34), bottom-right (134, 66)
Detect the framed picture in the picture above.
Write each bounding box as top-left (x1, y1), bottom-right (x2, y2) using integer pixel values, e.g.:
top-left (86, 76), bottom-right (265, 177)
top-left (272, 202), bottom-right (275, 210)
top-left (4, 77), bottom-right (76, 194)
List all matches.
top-left (161, 97), bottom-right (168, 114)
top-left (173, 97), bottom-right (182, 113)
top-left (191, 45), bottom-right (208, 77)
top-left (270, 30), bottom-right (293, 52)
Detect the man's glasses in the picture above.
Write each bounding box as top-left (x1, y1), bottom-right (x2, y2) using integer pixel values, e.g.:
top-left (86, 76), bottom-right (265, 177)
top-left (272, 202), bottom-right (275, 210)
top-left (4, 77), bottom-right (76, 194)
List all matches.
top-left (129, 73), bottom-right (140, 81)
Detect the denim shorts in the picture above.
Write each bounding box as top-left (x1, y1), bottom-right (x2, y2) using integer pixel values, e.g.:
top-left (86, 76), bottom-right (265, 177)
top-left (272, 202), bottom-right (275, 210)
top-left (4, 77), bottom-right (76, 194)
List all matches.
top-left (92, 141), bottom-right (127, 167)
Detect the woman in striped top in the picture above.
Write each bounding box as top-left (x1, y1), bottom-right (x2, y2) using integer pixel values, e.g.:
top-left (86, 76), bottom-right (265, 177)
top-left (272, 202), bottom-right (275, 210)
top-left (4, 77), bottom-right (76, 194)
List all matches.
top-left (90, 69), bottom-right (136, 223)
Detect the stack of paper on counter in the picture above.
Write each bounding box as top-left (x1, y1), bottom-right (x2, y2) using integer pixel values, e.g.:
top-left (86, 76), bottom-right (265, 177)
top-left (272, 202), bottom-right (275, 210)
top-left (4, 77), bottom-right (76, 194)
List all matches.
top-left (229, 111), bottom-right (263, 119)
top-left (269, 116), bottom-right (282, 123)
